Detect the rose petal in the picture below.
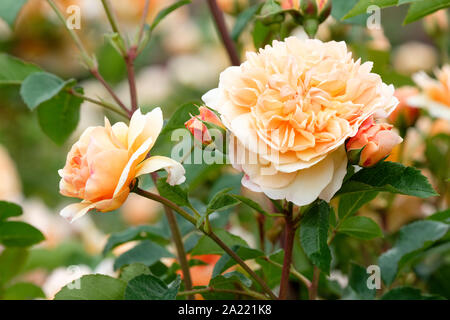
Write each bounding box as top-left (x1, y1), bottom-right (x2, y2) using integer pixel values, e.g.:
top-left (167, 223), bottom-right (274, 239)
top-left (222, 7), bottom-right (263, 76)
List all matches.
top-left (135, 156), bottom-right (186, 186)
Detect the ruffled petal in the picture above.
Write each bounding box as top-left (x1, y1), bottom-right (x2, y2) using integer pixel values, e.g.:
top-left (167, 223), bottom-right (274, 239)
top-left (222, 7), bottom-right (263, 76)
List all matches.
top-left (135, 156), bottom-right (186, 186)
top-left (60, 202), bottom-right (96, 223)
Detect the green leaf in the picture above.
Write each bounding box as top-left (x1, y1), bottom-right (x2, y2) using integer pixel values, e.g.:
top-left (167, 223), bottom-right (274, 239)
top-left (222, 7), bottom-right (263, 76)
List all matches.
top-left (207, 188), bottom-right (240, 214)
top-left (124, 275), bottom-right (180, 300)
top-left (231, 4), bottom-right (262, 41)
top-left (381, 286), bottom-right (445, 300)
top-left (232, 194), bottom-right (279, 217)
top-left (150, 0), bottom-right (191, 31)
top-left (348, 263), bottom-right (376, 300)
top-left (299, 200), bottom-right (332, 275)
top-left (404, 0), bottom-right (450, 24)
top-left (0, 201), bottom-right (22, 221)
top-left (342, 0), bottom-right (398, 19)
top-left (338, 191), bottom-right (378, 220)
top-left (212, 246), bottom-right (264, 277)
top-left (337, 162), bottom-right (438, 198)
top-left (2, 282), bottom-right (45, 300)
top-left (20, 72), bottom-right (75, 110)
top-left (0, 0), bottom-right (28, 28)
top-left (0, 53), bottom-right (41, 85)
top-left (203, 271), bottom-right (252, 300)
top-left (114, 240), bottom-right (174, 270)
top-left (331, 0), bottom-right (369, 25)
top-left (427, 209), bottom-right (450, 225)
top-left (119, 263), bottom-right (151, 283)
top-left (255, 250), bottom-right (285, 288)
top-left (0, 221), bottom-right (45, 247)
top-left (37, 87), bottom-right (82, 145)
top-left (103, 225), bottom-right (168, 255)
top-left (379, 220), bottom-right (449, 285)
top-left (156, 178), bottom-right (190, 207)
top-left (0, 248), bottom-right (29, 286)
top-left (54, 275), bottom-right (126, 300)
top-left (338, 216), bottom-right (383, 240)
top-left (191, 229), bottom-right (249, 255)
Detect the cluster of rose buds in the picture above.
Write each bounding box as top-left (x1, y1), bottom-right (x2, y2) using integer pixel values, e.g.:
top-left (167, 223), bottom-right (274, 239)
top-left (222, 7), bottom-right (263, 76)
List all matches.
top-left (346, 117), bottom-right (403, 168)
top-left (185, 106), bottom-right (225, 145)
top-left (281, 0), bottom-right (331, 36)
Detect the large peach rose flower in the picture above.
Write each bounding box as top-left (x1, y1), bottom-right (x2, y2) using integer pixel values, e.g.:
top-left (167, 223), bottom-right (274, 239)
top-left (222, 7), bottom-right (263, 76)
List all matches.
top-left (410, 64), bottom-right (450, 121)
top-left (203, 37), bottom-right (398, 206)
top-left (59, 108), bottom-right (186, 222)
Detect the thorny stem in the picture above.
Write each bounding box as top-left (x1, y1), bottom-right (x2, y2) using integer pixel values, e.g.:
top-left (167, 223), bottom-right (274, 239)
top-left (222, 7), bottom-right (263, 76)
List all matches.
top-left (133, 187), bottom-right (277, 300)
top-left (150, 173), bottom-right (193, 299)
top-left (278, 202), bottom-right (296, 300)
top-left (206, 0), bottom-right (240, 66)
top-left (178, 287), bottom-right (268, 300)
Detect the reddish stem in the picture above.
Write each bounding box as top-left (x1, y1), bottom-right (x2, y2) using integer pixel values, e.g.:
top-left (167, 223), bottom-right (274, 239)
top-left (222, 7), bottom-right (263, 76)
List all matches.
top-left (278, 209), bottom-right (295, 300)
top-left (90, 68), bottom-right (131, 117)
top-left (206, 0), bottom-right (240, 66)
top-left (125, 47), bottom-right (139, 113)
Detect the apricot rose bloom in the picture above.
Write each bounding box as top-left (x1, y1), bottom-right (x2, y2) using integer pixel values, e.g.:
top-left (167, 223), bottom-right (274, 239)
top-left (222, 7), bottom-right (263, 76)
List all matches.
top-left (346, 117), bottom-right (403, 168)
top-left (203, 37), bottom-right (398, 206)
top-left (58, 108), bottom-right (186, 222)
top-left (411, 64), bottom-right (450, 121)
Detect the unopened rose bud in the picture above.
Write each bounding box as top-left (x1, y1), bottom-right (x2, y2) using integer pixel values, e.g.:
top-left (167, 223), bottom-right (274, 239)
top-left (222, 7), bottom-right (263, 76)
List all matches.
top-left (389, 86), bottom-right (420, 130)
top-left (281, 0), bottom-right (331, 37)
top-left (217, 0), bottom-right (249, 16)
top-left (346, 117), bottom-right (403, 167)
top-left (185, 106), bottom-right (224, 145)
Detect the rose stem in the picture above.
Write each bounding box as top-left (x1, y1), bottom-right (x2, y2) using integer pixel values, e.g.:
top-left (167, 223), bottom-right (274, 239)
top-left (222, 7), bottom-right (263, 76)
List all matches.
top-left (309, 266), bottom-right (320, 300)
top-left (133, 187), bottom-right (278, 300)
top-left (67, 88), bottom-right (129, 119)
top-left (149, 172), bottom-right (194, 298)
top-left (45, 0), bottom-right (131, 116)
top-left (278, 202), bottom-right (296, 300)
top-left (122, 0), bottom-right (151, 113)
top-left (206, 0), bottom-right (240, 66)
top-left (100, 0), bottom-right (124, 40)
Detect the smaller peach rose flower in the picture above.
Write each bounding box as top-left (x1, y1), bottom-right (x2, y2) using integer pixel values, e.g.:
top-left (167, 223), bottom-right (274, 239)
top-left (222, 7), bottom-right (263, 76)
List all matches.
top-left (59, 108), bottom-right (186, 222)
top-left (346, 117), bottom-right (403, 167)
top-left (185, 106), bottom-right (225, 145)
top-left (389, 86), bottom-right (420, 128)
top-left (410, 64), bottom-right (450, 121)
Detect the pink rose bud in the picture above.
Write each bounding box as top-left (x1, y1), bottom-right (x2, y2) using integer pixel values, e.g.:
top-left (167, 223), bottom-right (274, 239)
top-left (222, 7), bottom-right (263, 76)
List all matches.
top-left (185, 106), bottom-right (224, 145)
top-left (346, 117), bottom-right (403, 167)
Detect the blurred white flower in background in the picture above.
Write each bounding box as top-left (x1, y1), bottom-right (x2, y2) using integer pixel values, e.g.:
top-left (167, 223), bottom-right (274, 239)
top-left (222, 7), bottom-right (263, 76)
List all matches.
top-left (168, 48), bottom-right (229, 90)
top-left (393, 42), bottom-right (438, 76)
top-left (42, 258), bottom-right (115, 299)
